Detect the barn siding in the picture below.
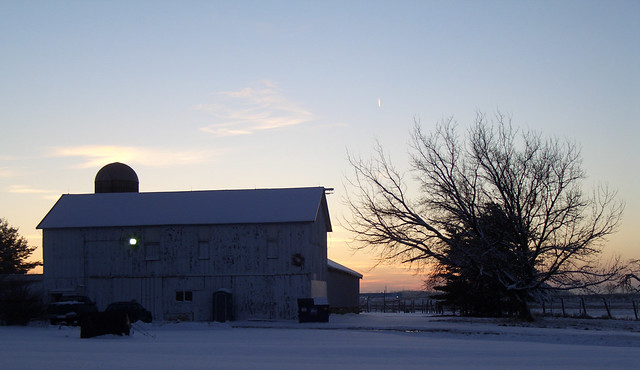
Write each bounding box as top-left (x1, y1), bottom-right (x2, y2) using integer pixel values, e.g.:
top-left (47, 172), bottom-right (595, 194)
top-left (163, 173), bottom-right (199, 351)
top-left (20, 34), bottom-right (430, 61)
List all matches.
top-left (43, 213), bottom-right (329, 321)
top-left (327, 269), bottom-right (361, 313)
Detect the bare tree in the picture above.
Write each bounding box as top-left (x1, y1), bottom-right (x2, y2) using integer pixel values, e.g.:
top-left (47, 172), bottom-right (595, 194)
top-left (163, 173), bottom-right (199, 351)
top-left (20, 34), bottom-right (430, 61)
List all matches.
top-left (619, 259), bottom-right (640, 293)
top-left (345, 113), bottom-right (624, 319)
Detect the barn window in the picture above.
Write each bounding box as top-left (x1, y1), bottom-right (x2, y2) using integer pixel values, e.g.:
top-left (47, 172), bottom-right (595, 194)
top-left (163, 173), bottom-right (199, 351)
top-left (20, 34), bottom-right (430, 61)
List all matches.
top-left (176, 290), bottom-right (193, 302)
top-left (145, 228), bottom-right (160, 260)
top-left (145, 242), bottom-right (160, 261)
top-left (198, 241), bottom-right (209, 260)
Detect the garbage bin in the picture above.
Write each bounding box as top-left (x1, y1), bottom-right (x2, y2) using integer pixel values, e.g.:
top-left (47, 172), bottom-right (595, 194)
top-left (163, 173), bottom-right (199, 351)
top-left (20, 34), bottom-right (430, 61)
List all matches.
top-left (297, 297), bottom-right (329, 323)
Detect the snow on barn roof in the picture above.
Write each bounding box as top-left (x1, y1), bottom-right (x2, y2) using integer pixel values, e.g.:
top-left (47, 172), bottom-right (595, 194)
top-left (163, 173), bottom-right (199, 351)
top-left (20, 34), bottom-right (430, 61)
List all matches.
top-left (37, 187), bottom-right (331, 231)
top-left (328, 259), bottom-right (363, 279)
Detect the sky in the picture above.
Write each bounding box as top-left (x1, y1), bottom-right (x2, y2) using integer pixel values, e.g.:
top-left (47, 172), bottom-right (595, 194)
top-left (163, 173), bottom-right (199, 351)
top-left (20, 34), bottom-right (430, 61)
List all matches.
top-left (1, 1), bottom-right (639, 293)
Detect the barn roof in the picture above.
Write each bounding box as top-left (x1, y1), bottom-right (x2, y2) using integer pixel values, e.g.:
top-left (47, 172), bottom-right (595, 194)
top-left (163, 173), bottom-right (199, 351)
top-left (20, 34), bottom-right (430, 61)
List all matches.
top-left (37, 187), bottom-right (332, 231)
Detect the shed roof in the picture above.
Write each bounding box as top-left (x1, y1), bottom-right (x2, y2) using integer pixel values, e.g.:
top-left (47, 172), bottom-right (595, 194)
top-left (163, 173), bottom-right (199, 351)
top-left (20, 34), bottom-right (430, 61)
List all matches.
top-left (328, 259), bottom-right (363, 279)
top-left (37, 187), bottom-right (331, 231)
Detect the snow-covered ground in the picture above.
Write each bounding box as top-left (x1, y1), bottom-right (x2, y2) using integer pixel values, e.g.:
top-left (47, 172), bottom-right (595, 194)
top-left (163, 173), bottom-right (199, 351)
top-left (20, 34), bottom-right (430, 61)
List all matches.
top-left (1, 313), bottom-right (638, 369)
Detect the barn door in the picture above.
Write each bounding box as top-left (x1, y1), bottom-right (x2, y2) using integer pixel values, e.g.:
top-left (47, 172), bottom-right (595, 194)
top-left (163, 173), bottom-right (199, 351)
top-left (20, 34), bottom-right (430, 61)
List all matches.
top-left (143, 278), bottom-right (161, 321)
top-left (213, 290), bottom-right (233, 322)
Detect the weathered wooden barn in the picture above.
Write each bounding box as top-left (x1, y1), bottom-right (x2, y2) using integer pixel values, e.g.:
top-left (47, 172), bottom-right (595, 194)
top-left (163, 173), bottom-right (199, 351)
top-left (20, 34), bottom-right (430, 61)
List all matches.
top-left (37, 163), bottom-right (355, 321)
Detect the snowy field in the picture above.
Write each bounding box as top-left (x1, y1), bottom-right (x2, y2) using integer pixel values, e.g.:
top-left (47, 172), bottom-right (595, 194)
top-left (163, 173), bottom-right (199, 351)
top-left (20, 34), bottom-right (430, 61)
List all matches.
top-left (1, 313), bottom-right (638, 369)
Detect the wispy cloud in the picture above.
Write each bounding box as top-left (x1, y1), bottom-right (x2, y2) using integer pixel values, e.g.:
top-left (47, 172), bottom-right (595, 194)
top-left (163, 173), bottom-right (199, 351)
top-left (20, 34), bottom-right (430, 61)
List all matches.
top-left (48, 145), bottom-right (220, 168)
top-left (8, 185), bottom-right (60, 200)
top-left (8, 185), bottom-right (52, 194)
top-left (0, 167), bottom-right (20, 178)
top-left (195, 81), bottom-right (314, 137)
top-left (0, 155), bottom-right (23, 178)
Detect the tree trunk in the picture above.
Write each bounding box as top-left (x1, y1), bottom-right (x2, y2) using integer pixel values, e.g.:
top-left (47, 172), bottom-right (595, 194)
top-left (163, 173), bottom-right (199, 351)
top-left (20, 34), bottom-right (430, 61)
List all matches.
top-left (517, 296), bottom-right (534, 322)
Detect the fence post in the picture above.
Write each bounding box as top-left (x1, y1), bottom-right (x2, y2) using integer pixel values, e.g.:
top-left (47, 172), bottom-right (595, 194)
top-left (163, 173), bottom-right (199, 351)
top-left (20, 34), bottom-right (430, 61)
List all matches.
top-left (581, 297), bottom-right (588, 317)
top-left (383, 292), bottom-right (386, 313)
top-left (602, 297), bottom-right (612, 319)
top-left (561, 298), bottom-right (566, 317)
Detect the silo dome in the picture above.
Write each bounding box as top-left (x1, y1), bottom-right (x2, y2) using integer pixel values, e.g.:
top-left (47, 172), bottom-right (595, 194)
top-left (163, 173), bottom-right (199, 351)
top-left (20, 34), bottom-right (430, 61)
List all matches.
top-left (95, 162), bottom-right (139, 193)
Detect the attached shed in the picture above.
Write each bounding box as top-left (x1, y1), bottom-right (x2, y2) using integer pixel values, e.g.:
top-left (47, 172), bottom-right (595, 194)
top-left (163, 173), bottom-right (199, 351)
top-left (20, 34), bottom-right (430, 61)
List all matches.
top-left (327, 260), bottom-right (362, 313)
top-left (38, 165), bottom-right (336, 321)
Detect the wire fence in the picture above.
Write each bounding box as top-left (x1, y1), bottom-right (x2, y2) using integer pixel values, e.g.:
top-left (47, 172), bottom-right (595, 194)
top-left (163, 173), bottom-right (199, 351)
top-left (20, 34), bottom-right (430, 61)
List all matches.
top-left (530, 294), bottom-right (640, 320)
top-left (359, 293), bottom-right (640, 320)
top-left (360, 296), bottom-right (449, 315)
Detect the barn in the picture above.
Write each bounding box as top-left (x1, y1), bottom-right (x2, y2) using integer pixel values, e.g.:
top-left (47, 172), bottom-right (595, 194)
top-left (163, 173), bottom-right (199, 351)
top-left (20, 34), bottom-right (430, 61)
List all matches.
top-left (37, 163), bottom-right (358, 321)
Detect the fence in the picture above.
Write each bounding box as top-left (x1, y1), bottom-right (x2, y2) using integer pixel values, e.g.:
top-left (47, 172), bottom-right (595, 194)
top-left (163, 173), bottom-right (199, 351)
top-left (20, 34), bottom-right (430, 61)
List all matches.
top-left (530, 295), bottom-right (640, 320)
top-left (360, 297), bottom-right (448, 315)
top-left (359, 293), bottom-right (640, 320)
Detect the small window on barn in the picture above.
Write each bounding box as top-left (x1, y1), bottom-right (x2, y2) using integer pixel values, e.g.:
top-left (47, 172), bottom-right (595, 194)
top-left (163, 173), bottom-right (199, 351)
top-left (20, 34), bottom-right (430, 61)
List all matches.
top-left (176, 291), bottom-right (193, 302)
top-left (198, 240), bottom-right (209, 260)
top-left (267, 240), bottom-right (278, 259)
top-left (145, 242), bottom-right (160, 261)
top-left (145, 228), bottom-right (161, 261)
top-left (198, 227), bottom-right (209, 240)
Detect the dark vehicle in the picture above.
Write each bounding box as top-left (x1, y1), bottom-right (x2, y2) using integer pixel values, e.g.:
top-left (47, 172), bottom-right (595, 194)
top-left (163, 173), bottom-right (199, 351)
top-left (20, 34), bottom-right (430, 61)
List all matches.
top-left (47, 295), bottom-right (98, 325)
top-left (105, 301), bottom-right (152, 323)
